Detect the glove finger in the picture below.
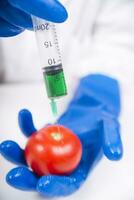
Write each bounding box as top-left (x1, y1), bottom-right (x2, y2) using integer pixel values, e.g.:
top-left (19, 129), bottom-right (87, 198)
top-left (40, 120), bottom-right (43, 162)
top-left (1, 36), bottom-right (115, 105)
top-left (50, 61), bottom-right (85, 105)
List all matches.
top-left (18, 109), bottom-right (37, 137)
top-left (37, 147), bottom-right (96, 198)
top-left (6, 167), bottom-right (38, 190)
top-left (37, 175), bottom-right (80, 197)
top-left (101, 116), bottom-right (123, 160)
top-left (0, 0), bottom-right (32, 29)
top-left (0, 140), bottom-right (26, 165)
top-left (0, 17), bottom-right (24, 37)
top-left (8, 0), bottom-right (68, 23)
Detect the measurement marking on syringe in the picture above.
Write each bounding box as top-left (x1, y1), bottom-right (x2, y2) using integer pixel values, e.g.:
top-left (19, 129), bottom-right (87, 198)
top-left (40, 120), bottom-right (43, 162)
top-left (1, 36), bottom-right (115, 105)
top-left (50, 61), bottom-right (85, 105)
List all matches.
top-left (44, 41), bottom-right (53, 48)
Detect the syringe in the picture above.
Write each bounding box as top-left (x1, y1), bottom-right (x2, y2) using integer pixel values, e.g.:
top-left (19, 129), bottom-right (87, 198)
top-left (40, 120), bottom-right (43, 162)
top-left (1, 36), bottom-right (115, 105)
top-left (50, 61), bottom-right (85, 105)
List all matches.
top-left (32, 16), bottom-right (67, 116)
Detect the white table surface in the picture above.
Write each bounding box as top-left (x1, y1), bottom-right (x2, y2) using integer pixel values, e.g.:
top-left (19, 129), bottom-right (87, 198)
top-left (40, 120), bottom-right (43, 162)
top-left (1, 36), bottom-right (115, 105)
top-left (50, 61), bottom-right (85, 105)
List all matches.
top-left (0, 82), bottom-right (134, 200)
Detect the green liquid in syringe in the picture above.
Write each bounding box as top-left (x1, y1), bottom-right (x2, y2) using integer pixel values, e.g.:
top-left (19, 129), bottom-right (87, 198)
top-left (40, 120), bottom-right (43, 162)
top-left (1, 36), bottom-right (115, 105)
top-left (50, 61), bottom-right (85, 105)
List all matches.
top-left (43, 64), bottom-right (67, 118)
top-left (43, 68), bottom-right (67, 99)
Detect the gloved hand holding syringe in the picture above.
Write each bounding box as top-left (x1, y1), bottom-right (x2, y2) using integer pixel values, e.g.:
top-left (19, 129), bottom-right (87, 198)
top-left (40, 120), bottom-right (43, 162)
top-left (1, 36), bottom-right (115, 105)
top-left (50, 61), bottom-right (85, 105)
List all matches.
top-left (32, 16), bottom-right (67, 116)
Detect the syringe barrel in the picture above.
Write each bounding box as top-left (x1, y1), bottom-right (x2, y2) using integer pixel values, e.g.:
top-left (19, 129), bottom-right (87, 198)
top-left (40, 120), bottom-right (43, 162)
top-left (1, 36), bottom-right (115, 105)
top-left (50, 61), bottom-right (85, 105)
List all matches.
top-left (43, 64), bottom-right (67, 99)
top-left (32, 16), bottom-right (67, 99)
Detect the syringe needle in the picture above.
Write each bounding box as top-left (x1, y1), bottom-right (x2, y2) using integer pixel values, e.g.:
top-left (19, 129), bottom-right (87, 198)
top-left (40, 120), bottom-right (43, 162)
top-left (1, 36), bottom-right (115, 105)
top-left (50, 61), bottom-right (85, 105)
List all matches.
top-left (50, 99), bottom-right (58, 117)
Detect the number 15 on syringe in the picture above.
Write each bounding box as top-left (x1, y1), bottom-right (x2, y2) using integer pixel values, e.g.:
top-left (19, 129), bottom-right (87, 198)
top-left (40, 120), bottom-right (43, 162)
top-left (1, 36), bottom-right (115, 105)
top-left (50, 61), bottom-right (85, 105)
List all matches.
top-left (32, 16), bottom-right (67, 114)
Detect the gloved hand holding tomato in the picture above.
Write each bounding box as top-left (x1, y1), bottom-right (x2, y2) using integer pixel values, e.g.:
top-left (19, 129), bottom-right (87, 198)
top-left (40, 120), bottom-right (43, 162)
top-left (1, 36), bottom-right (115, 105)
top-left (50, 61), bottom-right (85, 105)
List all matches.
top-left (0, 74), bottom-right (123, 197)
top-left (25, 125), bottom-right (82, 176)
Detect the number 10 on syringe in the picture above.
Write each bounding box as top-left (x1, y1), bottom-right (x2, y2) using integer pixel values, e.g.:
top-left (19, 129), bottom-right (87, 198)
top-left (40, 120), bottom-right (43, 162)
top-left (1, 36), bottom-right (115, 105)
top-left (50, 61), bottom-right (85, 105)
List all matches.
top-left (32, 16), bottom-right (67, 115)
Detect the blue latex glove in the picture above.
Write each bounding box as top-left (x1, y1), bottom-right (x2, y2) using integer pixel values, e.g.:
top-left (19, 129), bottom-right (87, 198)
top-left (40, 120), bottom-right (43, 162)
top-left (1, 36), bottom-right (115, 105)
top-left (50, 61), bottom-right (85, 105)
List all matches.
top-left (0, 0), bottom-right (68, 37)
top-left (0, 74), bottom-right (123, 197)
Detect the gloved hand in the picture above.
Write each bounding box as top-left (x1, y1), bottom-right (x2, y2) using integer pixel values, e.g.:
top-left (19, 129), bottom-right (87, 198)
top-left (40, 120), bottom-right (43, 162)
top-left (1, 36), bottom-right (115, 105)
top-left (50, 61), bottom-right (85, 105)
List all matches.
top-left (0, 0), bottom-right (68, 37)
top-left (0, 74), bottom-right (123, 197)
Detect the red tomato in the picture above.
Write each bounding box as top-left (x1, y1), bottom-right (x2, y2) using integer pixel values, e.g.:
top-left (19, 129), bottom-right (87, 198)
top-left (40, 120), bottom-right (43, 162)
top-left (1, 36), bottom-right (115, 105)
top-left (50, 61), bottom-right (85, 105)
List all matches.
top-left (25, 125), bottom-right (82, 176)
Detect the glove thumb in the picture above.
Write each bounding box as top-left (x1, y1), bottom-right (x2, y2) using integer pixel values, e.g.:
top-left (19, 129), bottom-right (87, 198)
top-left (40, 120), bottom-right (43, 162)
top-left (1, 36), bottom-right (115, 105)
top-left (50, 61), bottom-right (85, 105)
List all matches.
top-left (37, 175), bottom-right (80, 197)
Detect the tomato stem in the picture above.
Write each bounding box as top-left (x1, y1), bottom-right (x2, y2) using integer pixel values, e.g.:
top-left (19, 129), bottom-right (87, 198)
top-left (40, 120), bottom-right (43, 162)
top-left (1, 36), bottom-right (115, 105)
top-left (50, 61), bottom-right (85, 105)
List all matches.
top-left (51, 132), bottom-right (62, 141)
